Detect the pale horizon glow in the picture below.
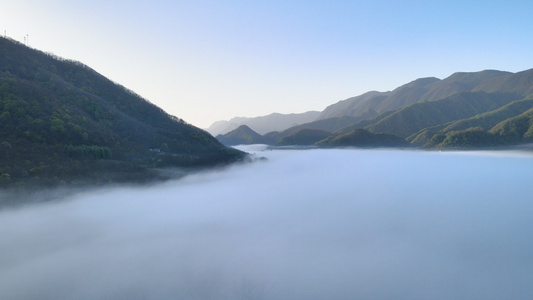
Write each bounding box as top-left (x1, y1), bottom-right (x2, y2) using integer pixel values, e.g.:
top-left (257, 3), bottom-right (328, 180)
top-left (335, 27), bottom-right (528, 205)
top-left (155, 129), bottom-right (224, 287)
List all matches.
top-left (2, 0), bottom-right (533, 128)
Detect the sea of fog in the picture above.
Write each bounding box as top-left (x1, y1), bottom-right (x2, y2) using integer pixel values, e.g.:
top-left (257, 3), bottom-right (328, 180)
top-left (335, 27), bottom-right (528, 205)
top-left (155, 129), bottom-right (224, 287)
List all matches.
top-left (2, 146), bottom-right (533, 300)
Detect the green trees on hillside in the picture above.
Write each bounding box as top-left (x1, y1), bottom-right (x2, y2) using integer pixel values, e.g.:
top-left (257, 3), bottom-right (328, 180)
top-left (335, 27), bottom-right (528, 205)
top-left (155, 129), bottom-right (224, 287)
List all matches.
top-left (0, 37), bottom-right (244, 187)
top-left (438, 128), bottom-right (500, 148)
top-left (277, 129), bottom-right (331, 146)
top-left (318, 128), bottom-right (408, 148)
top-left (65, 144), bottom-right (112, 159)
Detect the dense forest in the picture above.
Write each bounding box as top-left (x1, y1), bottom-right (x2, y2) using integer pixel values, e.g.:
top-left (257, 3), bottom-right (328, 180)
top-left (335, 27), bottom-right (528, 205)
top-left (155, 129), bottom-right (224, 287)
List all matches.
top-left (0, 37), bottom-right (244, 188)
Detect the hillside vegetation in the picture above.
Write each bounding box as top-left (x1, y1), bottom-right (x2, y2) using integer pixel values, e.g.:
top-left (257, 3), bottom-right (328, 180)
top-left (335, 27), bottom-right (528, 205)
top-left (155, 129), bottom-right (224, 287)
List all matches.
top-left (215, 125), bottom-right (266, 145)
top-left (318, 70), bottom-right (514, 120)
top-left (317, 129), bottom-right (408, 148)
top-left (277, 129), bottom-right (331, 146)
top-left (0, 37), bottom-right (244, 188)
top-left (217, 68), bottom-right (533, 149)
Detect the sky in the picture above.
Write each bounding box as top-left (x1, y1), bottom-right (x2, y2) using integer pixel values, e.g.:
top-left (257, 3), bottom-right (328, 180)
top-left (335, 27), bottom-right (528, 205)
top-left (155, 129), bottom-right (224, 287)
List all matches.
top-left (2, 0), bottom-right (533, 128)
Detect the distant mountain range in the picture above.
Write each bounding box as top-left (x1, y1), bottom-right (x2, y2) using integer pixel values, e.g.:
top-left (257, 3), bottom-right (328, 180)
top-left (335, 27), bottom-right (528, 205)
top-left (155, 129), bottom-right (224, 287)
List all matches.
top-left (318, 70), bottom-right (517, 120)
top-left (206, 111), bottom-right (320, 136)
top-left (216, 68), bottom-right (533, 149)
top-left (0, 37), bottom-right (244, 187)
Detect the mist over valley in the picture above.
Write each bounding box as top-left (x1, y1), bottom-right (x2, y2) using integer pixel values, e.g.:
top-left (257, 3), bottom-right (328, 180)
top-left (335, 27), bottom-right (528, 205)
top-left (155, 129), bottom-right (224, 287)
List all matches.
top-left (2, 146), bottom-right (533, 299)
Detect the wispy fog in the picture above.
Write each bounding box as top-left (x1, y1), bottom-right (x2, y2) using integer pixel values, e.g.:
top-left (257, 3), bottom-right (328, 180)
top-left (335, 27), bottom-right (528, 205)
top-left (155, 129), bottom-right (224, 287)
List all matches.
top-left (2, 146), bottom-right (533, 299)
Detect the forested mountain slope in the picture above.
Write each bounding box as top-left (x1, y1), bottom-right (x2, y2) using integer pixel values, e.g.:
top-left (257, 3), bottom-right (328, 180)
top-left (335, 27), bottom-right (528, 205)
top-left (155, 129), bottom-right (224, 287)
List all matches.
top-left (217, 68), bottom-right (533, 149)
top-left (364, 92), bottom-right (519, 138)
top-left (215, 125), bottom-right (266, 145)
top-left (0, 37), bottom-right (243, 187)
top-left (318, 70), bottom-right (513, 120)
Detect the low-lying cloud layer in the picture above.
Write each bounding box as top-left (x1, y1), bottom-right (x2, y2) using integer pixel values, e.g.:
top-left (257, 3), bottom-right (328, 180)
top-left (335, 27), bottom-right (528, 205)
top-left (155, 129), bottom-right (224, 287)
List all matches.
top-left (2, 147), bottom-right (533, 299)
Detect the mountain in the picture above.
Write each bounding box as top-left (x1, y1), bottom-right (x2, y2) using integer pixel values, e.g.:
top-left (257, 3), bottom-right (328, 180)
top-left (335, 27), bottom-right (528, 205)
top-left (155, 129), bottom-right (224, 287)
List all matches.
top-left (409, 97), bottom-right (533, 144)
top-left (217, 68), bottom-right (533, 150)
top-left (317, 129), bottom-right (408, 148)
top-left (473, 69), bottom-right (533, 96)
top-left (319, 91), bottom-right (388, 120)
top-left (489, 107), bottom-right (533, 143)
top-left (0, 37), bottom-right (244, 187)
top-left (290, 69), bottom-right (533, 149)
top-left (215, 125), bottom-right (266, 145)
top-left (318, 70), bottom-right (513, 120)
top-left (277, 128), bottom-right (331, 146)
top-left (364, 91), bottom-right (519, 138)
top-left (206, 111), bottom-right (320, 135)
top-left (277, 115), bottom-right (369, 136)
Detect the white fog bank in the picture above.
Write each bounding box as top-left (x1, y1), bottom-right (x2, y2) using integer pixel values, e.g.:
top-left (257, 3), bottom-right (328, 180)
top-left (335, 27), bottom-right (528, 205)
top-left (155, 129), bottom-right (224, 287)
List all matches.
top-left (1, 147), bottom-right (533, 299)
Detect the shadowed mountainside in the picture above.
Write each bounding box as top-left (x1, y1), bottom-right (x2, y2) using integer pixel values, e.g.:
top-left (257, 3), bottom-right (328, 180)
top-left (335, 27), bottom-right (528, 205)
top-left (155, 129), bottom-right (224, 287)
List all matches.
top-left (215, 125), bottom-right (266, 146)
top-left (319, 70), bottom-right (513, 120)
top-left (0, 37), bottom-right (244, 188)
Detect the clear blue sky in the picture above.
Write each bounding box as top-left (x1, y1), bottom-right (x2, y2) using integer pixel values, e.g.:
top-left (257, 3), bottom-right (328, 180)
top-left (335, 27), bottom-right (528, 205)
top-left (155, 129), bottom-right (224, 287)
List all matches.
top-left (2, 0), bottom-right (533, 128)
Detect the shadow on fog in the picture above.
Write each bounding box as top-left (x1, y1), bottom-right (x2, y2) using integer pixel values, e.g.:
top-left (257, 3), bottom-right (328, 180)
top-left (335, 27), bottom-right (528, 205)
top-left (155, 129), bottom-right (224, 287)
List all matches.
top-left (2, 146), bottom-right (533, 299)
